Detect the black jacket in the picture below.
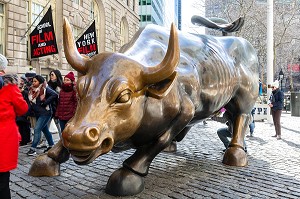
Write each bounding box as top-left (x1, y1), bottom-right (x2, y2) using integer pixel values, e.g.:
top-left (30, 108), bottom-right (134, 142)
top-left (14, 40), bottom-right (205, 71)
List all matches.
top-left (29, 86), bottom-right (58, 117)
top-left (270, 89), bottom-right (284, 111)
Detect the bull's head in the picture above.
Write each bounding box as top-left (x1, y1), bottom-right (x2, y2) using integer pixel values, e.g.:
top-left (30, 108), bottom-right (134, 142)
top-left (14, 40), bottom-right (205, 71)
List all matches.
top-left (62, 18), bottom-right (179, 165)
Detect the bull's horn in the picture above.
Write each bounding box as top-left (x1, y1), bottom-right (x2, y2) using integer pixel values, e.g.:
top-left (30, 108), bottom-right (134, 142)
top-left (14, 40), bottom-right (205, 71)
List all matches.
top-left (143, 23), bottom-right (180, 84)
top-left (63, 17), bottom-right (89, 74)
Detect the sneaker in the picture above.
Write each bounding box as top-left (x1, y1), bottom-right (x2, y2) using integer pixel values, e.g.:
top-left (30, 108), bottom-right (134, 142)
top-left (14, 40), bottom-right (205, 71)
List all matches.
top-left (44, 146), bottom-right (52, 153)
top-left (37, 141), bottom-right (47, 149)
top-left (27, 149), bottom-right (36, 156)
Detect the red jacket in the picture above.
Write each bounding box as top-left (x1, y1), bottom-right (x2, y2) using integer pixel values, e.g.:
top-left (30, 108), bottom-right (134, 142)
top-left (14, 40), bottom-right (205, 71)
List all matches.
top-left (55, 84), bottom-right (77, 121)
top-left (0, 84), bottom-right (28, 172)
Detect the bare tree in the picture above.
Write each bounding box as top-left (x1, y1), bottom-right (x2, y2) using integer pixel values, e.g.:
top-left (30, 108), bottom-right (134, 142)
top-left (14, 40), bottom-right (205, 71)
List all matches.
top-left (191, 0), bottom-right (300, 91)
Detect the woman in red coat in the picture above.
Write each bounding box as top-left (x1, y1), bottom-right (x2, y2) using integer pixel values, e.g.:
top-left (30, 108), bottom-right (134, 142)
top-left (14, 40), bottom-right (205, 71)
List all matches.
top-left (55, 72), bottom-right (77, 136)
top-left (0, 74), bottom-right (28, 199)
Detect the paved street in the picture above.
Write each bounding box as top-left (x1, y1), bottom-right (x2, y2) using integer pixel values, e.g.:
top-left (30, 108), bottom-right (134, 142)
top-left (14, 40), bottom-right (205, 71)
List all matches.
top-left (12, 112), bottom-right (300, 199)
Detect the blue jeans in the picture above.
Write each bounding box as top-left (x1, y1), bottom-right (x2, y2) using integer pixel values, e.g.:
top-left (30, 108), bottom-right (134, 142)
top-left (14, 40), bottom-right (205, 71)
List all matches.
top-left (217, 127), bottom-right (247, 150)
top-left (59, 120), bottom-right (68, 136)
top-left (249, 122), bottom-right (255, 135)
top-left (31, 115), bottom-right (54, 150)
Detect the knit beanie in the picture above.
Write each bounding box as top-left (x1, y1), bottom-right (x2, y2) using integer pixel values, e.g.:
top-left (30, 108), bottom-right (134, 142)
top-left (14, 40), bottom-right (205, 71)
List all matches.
top-left (34, 75), bottom-right (45, 84)
top-left (0, 54), bottom-right (8, 71)
top-left (65, 72), bottom-right (75, 82)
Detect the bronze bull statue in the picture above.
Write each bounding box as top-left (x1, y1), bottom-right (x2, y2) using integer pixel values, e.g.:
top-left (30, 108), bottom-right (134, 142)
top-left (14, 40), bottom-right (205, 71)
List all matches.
top-left (29, 18), bottom-right (259, 196)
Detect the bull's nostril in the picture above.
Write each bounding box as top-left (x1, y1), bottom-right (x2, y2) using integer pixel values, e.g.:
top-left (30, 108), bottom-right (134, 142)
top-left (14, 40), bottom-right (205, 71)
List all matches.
top-left (89, 128), bottom-right (98, 139)
top-left (84, 127), bottom-right (100, 144)
top-left (102, 138), bottom-right (112, 149)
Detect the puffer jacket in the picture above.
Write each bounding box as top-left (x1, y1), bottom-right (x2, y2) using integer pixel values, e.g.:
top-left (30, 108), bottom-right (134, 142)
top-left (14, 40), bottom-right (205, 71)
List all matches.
top-left (55, 84), bottom-right (77, 121)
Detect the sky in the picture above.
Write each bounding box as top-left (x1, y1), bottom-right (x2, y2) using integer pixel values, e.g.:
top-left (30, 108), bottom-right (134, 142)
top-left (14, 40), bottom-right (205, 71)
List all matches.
top-left (181, 0), bottom-right (205, 34)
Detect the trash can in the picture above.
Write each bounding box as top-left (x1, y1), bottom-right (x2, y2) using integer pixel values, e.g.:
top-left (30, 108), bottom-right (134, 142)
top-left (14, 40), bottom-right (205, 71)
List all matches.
top-left (291, 92), bottom-right (300, 117)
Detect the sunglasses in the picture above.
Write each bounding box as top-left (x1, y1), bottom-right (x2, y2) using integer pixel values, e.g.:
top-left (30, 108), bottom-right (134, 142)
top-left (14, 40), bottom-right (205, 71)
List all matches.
top-left (50, 73), bottom-right (55, 76)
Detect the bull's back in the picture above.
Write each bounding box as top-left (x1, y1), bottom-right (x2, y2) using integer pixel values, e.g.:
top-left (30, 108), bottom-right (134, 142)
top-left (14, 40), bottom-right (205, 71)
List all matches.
top-left (122, 25), bottom-right (258, 116)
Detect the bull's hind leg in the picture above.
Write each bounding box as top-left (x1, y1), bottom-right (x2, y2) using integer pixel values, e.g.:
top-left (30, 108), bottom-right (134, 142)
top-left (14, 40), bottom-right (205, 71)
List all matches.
top-left (223, 113), bottom-right (250, 166)
top-left (28, 140), bottom-right (70, 176)
top-left (105, 95), bottom-right (195, 196)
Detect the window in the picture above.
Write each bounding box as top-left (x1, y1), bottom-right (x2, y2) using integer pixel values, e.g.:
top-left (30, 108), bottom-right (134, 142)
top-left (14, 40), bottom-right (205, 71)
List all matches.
top-left (31, 2), bottom-right (44, 28)
top-left (110, 40), bottom-right (116, 52)
top-left (90, 1), bottom-right (95, 19)
top-left (26, 1), bottom-right (46, 59)
top-left (72, 26), bottom-right (81, 39)
top-left (0, 3), bottom-right (5, 54)
top-left (74, 0), bottom-right (83, 6)
top-left (132, 0), bottom-right (135, 11)
top-left (111, 7), bottom-right (116, 25)
top-left (90, 0), bottom-right (100, 52)
top-left (120, 22), bottom-right (125, 47)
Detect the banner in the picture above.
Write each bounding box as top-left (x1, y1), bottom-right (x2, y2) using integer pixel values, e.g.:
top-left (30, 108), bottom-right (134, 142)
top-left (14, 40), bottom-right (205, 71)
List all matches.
top-left (76, 20), bottom-right (98, 57)
top-left (30, 6), bottom-right (58, 58)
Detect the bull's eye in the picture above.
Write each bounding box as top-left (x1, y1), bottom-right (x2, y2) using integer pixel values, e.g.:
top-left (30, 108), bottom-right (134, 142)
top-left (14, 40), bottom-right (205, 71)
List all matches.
top-left (116, 90), bottom-right (131, 103)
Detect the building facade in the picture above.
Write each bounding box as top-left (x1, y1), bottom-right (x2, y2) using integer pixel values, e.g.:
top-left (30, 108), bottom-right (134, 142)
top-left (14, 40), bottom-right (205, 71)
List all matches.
top-left (139, 0), bottom-right (165, 27)
top-left (1, 0), bottom-right (139, 76)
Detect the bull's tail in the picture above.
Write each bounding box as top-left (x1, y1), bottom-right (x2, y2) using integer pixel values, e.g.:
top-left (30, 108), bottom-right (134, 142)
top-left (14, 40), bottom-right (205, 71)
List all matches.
top-left (191, 16), bottom-right (244, 36)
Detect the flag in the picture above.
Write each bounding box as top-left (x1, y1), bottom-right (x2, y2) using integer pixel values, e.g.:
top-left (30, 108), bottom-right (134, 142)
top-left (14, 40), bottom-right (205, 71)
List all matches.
top-left (30, 6), bottom-right (58, 58)
top-left (76, 20), bottom-right (98, 57)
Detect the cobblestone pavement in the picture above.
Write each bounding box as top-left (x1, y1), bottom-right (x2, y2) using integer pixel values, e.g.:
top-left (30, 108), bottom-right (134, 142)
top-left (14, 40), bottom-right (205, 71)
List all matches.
top-left (12, 112), bottom-right (300, 199)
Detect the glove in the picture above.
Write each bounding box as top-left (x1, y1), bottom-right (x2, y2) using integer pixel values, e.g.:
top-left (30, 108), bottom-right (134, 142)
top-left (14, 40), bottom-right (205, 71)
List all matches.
top-left (41, 102), bottom-right (47, 107)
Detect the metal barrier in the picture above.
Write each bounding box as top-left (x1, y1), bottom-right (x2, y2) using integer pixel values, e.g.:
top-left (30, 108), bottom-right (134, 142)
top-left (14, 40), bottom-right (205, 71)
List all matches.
top-left (253, 103), bottom-right (270, 121)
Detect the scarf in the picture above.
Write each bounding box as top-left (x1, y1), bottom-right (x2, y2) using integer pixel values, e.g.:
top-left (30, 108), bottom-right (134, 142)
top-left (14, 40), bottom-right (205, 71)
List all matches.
top-left (61, 83), bottom-right (74, 92)
top-left (28, 84), bottom-right (46, 104)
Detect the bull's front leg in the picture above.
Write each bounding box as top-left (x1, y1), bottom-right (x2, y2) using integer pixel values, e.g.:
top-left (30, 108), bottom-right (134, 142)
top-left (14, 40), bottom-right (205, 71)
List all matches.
top-left (223, 113), bottom-right (250, 166)
top-left (105, 96), bottom-right (195, 196)
top-left (28, 140), bottom-right (70, 176)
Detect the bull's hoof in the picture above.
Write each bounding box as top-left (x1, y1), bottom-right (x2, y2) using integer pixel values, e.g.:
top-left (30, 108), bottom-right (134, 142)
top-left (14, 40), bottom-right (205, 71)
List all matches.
top-left (222, 147), bottom-right (248, 167)
top-left (28, 154), bottom-right (60, 177)
top-left (105, 167), bottom-right (144, 196)
top-left (163, 141), bottom-right (177, 152)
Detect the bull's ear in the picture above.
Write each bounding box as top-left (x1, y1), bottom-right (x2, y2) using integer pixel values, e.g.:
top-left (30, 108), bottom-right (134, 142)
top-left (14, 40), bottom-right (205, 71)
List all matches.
top-left (146, 72), bottom-right (177, 99)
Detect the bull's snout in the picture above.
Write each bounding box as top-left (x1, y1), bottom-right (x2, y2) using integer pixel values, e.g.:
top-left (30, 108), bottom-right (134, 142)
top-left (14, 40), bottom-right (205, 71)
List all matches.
top-left (62, 125), bottom-right (114, 154)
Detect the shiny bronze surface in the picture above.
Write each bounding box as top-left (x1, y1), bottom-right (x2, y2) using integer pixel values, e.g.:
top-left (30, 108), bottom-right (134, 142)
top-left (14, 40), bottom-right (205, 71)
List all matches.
top-left (29, 18), bottom-right (259, 196)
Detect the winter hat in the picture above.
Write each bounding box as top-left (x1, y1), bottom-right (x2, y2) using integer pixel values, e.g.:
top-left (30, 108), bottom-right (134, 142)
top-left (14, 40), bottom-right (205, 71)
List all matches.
top-left (0, 54), bottom-right (8, 71)
top-left (25, 70), bottom-right (36, 78)
top-left (65, 71), bottom-right (75, 82)
top-left (33, 75), bottom-right (45, 84)
top-left (272, 80), bottom-right (279, 88)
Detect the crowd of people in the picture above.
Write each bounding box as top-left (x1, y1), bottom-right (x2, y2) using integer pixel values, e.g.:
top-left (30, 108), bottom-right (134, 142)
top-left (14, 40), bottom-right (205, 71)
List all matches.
top-left (0, 54), bottom-right (78, 198)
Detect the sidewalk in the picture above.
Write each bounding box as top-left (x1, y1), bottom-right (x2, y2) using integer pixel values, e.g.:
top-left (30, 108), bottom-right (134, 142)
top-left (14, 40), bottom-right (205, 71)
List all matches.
top-left (12, 112), bottom-right (300, 199)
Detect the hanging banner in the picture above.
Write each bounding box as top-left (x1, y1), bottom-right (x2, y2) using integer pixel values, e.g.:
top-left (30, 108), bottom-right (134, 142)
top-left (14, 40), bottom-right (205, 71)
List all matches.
top-left (76, 20), bottom-right (98, 57)
top-left (30, 6), bottom-right (58, 58)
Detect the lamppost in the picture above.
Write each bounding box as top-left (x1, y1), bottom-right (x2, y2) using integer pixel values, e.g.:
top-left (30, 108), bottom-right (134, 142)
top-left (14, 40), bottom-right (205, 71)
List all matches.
top-left (279, 69), bottom-right (284, 91)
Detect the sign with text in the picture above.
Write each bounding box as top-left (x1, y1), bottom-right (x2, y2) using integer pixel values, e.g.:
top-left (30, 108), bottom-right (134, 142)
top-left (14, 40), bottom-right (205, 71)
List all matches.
top-left (30, 6), bottom-right (58, 58)
top-left (76, 21), bottom-right (98, 57)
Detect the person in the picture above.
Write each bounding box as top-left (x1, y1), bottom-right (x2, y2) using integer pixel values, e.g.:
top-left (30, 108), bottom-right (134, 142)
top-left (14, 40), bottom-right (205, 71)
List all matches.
top-left (268, 80), bottom-right (284, 140)
top-left (16, 75), bottom-right (31, 145)
top-left (247, 108), bottom-right (256, 137)
top-left (48, 70), bottom-right (63, 94)
top-left (47, 70), bottom-right (63, 134)
top-left (0, 54), bottom-right (8, 89)
top-left (0, 74), bottom-right (28, 199)
top-left (26, 75), bottom-right (58, 156)
top-left (55, 71), bottom-right (77, 135)
top-left (211, 108), bottom-right (247, 152)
